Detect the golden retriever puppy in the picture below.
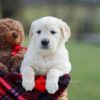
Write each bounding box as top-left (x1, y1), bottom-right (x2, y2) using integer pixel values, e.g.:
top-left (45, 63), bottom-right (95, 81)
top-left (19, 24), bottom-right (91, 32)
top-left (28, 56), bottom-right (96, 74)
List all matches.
top-left (20, 16), bottom-right (71, 94)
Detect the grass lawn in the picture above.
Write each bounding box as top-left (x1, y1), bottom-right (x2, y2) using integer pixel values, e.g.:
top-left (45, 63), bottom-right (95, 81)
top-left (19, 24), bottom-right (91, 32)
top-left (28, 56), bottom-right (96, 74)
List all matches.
top-left (23, 38), bottom-right (100, 100)
top-left (67, 41), bottom-right (100, 100)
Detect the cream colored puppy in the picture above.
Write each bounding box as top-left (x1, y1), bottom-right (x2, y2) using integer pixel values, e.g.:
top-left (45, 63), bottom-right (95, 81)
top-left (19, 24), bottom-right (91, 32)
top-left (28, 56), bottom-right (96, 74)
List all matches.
top-left (20, 16), bottom-right (71, 94)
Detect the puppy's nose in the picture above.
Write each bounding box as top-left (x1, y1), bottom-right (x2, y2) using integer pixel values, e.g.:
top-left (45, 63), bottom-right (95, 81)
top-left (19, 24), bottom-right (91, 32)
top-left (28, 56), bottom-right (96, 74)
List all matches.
top-left (41, 39), bottom-right (49, 47)
top-left (12, 32), bottom-right (18, 38)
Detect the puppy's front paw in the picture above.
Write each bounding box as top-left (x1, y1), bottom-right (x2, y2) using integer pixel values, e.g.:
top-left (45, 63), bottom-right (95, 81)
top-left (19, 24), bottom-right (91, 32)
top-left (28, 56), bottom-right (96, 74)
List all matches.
top-left (22, 79), bottom-right (35, 91)
top-left (46, 79), bottom-right (58, 94)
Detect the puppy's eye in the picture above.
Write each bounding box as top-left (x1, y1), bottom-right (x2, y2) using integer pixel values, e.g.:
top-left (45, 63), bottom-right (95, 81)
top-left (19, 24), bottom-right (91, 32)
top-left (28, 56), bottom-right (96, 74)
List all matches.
top-left (37, 30), bottom-right (41, 34)
top-left (51, 30), bottom-right (56, 34)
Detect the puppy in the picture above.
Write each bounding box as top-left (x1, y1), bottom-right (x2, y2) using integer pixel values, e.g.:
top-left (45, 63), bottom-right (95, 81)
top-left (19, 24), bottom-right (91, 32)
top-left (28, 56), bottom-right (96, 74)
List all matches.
top-left (20, 16), bottom-right (71, 94)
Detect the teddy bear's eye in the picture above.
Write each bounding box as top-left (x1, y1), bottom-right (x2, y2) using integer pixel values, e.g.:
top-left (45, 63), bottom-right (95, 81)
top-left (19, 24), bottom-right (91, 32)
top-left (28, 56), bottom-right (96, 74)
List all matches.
top-left (37, 30), bottom-right (41, 34)
top-left (51, 30), bottom-right (56, 34)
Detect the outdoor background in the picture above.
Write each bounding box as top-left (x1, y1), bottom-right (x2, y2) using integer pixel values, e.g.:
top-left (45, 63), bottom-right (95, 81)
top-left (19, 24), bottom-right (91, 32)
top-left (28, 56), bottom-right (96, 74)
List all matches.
top-left (0, 0), bottom-right (100, 100)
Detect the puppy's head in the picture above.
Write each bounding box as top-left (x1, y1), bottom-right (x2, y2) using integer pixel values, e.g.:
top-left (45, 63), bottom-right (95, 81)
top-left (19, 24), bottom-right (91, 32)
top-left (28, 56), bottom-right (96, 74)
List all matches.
top-left (29, 16), bottom-right (71, 53)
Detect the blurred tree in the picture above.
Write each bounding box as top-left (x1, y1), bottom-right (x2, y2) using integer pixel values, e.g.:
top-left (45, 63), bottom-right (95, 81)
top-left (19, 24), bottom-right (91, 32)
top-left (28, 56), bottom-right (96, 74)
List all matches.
top-left (0, 0), bottom-right (21, 18)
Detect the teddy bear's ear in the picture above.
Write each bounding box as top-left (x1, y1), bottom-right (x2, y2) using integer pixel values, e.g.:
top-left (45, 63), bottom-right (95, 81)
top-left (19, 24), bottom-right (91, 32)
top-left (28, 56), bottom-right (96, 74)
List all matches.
top-left (60, 21), bottom-right (71, 42)
top-left (0, 25), bottom-right (9, 36)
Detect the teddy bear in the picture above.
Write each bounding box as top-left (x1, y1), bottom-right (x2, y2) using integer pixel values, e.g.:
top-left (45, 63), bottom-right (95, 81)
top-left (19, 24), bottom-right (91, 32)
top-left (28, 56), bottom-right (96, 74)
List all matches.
top-left (0, 18), bottom-right (26, 73)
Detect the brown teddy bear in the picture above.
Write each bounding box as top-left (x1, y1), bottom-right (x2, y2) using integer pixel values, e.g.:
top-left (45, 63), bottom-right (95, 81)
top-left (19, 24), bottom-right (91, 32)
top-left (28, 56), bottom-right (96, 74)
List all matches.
top-left (0, 18), bottom-right (26, 73)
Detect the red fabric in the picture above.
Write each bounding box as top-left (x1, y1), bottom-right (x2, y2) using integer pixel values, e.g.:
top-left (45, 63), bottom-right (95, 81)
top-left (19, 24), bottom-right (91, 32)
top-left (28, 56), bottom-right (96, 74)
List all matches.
top-left (35, 76), bottom-right (46, 92)
top-left (0, 87), bottom-right (6, 94)
top-left (0, 72), bottom-right (70, 100)
top-left (11, 45), bottom-right (27, 56)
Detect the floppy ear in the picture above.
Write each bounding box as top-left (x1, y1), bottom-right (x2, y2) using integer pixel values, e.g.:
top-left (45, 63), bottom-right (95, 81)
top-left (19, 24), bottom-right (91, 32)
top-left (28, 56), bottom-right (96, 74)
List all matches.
top-left (61, 22), bottom-right (71, 41)
top-left (29, 23), bottom-right (33, 39)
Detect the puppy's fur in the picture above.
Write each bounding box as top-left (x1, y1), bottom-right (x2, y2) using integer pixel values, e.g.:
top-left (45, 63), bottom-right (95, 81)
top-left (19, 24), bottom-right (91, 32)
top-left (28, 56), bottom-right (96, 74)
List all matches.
top-left (20, 16), bottom-right (71, 94)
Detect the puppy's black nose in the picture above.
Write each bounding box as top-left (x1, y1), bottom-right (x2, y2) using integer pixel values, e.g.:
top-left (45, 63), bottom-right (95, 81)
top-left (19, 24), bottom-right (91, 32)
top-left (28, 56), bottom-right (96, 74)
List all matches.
top-left (12, 32), bottom-right (18, 38)
top-left (41, 39), bottom-right (49, 47)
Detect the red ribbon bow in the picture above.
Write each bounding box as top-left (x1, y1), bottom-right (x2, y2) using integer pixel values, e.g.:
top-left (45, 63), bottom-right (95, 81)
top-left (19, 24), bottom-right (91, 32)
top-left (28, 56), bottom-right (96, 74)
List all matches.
top-left (11, 45), bottom-right (23, 56)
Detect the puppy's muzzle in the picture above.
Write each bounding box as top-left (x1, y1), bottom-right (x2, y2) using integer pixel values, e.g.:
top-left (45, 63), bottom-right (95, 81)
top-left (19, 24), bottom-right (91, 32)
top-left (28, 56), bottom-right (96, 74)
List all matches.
top-left (41, 39), bottom-right (49, 49)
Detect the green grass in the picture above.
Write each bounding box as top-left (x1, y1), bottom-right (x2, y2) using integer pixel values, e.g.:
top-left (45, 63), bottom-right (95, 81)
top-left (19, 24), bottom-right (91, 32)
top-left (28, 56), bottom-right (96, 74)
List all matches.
top-left (67, 41), bottom-right (100, 100)
top-left (23, 38), bottom-right (100, 100)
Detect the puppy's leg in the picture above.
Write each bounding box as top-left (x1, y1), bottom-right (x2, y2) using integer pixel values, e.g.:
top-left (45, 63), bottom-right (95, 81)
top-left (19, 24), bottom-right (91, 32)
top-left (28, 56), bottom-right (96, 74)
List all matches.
top-left (46, 69), bottom-right (64, 94)
top-left (21, 66), bottom-right (35, 91)
top-left (20, 44), bottom-right (35, 91)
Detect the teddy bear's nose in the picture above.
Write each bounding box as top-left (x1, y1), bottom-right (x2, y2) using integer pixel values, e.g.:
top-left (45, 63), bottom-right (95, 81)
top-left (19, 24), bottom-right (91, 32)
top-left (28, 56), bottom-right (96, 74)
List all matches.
top-left (12, 32), bottom-right (18, 38)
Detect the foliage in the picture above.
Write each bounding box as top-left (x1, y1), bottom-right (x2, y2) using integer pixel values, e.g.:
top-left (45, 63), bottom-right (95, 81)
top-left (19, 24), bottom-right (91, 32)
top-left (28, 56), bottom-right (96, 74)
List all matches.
top-left (15, 4), bottom-right (100, 34)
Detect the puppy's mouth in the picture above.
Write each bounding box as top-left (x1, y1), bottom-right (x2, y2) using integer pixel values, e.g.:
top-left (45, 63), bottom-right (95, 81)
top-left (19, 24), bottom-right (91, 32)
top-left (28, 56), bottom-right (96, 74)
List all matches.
top-left (41, 45), bottom-right (49, 50)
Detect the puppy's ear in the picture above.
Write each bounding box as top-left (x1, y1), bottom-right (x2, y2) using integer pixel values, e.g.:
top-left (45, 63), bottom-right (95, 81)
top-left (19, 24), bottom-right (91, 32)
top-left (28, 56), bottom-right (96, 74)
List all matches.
top-left (61, 22), bottom-right (71, 41)
top-left (29, 24), bottom-right (33, 39)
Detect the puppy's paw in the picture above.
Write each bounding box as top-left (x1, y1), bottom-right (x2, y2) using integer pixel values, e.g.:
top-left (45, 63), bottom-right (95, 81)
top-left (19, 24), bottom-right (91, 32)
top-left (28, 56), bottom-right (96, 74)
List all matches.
top-left (46, 79), bottom-right (59, 94)
top-left (22, 79), bottom-right (35, 91)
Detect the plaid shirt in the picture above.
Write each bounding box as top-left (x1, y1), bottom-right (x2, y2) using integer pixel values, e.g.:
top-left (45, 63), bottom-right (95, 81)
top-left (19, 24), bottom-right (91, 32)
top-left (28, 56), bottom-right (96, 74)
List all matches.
top-left (0, 71), bottom-right (70, 100)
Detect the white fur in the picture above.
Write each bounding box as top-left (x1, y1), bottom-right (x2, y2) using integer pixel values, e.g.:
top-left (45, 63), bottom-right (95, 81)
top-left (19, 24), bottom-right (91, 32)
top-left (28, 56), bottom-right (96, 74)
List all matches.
top-left (20, 16), bottom-right (71, 94)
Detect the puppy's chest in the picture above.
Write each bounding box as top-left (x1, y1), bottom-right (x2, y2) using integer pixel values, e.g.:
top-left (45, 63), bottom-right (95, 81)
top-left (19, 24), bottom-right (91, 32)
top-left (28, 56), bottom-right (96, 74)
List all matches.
top-left (32, 56), bottom-right (56, 75)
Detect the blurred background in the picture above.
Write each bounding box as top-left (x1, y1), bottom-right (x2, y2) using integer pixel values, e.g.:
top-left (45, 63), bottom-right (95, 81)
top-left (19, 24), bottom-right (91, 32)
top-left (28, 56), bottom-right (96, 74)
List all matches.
top-left (0, 0), bottom-right (100, 100)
